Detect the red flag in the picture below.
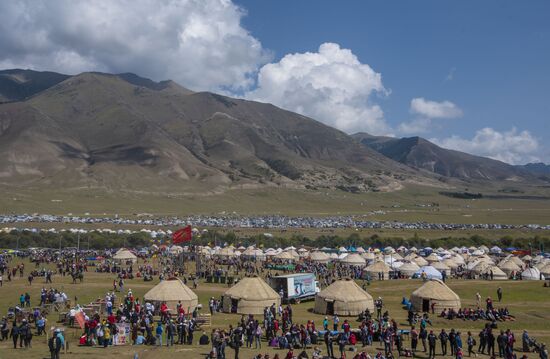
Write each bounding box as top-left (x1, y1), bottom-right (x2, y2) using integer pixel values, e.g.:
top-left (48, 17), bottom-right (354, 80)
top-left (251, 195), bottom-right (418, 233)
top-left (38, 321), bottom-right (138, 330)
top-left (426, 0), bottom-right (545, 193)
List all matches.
top-left (75, 310), bottom-right (86, 329)
top-left (172, 225), bottom-right (192, 244)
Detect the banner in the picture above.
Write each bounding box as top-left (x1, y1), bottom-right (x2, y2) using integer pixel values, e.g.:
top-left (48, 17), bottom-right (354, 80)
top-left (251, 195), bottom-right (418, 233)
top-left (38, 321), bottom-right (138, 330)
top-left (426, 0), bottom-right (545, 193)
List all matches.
top-left (114, 323), bottom-right (131, 345)
top-left (172, 225), bottom-right (192, 244)
top-left (74, 310), bottom-right (85, 329)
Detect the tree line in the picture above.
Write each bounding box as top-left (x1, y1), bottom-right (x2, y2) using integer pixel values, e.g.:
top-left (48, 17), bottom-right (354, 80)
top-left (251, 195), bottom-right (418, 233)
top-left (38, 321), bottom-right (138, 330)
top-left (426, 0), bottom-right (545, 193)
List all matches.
top-left (0, 230), bottom-right (547, 251)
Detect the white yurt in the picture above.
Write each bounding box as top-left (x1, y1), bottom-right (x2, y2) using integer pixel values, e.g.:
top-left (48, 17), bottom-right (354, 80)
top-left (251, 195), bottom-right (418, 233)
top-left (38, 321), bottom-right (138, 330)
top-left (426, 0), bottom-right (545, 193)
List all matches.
top-left (398, 262), bottom-right (421, 278)
top-left (309, 251), bottom-right (331, 264)
top-left (443, 258), bottom-right (459, 269)
top-left (410, 279), bottom-right (461, 312)
top-left (340, 253), bottom-right (367, 267)
top-left (112, 249), bottom-right (137, 264)
top-left (222, 277), bottom-right (281, 314)
top-left (363, 260), bottom-right (391, 280)
top-left (314, 279), bottom-right (374, 316)
top-left (481, 266), bottom-right (508, 280)
top-left (361, 252), bottom-right (376, 261)
top-left (274, 251), bottom-right (296, 262)
top-left (426, 253), bottom-right (440, 263)
top-left (432, 261), bottom-right (451, 276)
top-left (498, 260), bottom-right (522, 276)
top-left (143, 278), bottom-right (198, 312)
top-left (413, 256), bottom-right (429, 267)
top-left (539, 263), bottom-right (550, 278)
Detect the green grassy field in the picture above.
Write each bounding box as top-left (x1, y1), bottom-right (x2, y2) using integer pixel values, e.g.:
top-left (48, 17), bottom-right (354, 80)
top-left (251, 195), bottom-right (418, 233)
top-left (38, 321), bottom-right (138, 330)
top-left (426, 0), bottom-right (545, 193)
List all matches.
top-left (1, 184), bottom-right (550, 226)
top-left (1, 259), bottom-right (549, 359)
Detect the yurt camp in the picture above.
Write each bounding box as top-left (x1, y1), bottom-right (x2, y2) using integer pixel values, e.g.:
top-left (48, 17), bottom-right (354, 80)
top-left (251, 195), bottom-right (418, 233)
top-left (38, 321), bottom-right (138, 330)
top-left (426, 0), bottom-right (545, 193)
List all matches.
top-left (410, 279), bottom-right (461, 312)
top-left (314, 279), bottom-right (374, 316)
top-left (222, 277), bottom-right (281, 314)
top-left (143, 278), bottom-right (198, 312)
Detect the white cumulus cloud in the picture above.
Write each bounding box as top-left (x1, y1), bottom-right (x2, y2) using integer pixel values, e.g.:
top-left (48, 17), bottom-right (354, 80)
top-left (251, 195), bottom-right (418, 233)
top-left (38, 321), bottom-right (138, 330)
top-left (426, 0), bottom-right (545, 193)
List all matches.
top-left (431, 127), bottom-right (540, 165)
top-left (410, 98), bottom-right (463, 119)
top-left (0, 0), bottom-right (270, 92)
top-left (246, 43), bottom-right (391, 135)
top-left (398, 97), bottom-right (463, 134)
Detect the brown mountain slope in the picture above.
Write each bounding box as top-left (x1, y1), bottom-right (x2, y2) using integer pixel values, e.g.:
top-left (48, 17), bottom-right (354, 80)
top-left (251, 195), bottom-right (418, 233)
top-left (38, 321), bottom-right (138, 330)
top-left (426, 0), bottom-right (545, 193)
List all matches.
top-left (0, 69), bottom-right (71, 102)
top-left (353, 132), bottom-right (532, 181)
top-left (0, 72), bottom-right (432, 194)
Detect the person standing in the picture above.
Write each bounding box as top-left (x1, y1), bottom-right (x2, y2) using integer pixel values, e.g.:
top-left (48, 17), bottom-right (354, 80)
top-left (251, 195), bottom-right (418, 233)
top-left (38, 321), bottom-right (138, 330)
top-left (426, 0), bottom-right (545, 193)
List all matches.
top-left (487, 328), bottom-right (496, 357)
top-left (1, 317), bottom-right (9, 340)
top-left (497, 330), bottom-right (507, 358)
top-left (178, 318), bottom-right (186, 344)
top-left (478, 328), bottom-right (487, 354)
top-left (10, 321), bottom-right (19, 349)
top-left (420, 327), bottom-right (428, 353)
top-left (450, 329), bottom-right (457, 356)
top-left (428, 330), bottom-right (437, 359)
top-left (467, 331), bottom-right (477, 357)
top-left (383, 328), bottom-right (393, 357)
top-left (48, 330), bottom-right (62, 359)
top-left (475, 292), bottom-right (482, 308)
top-left (338, 333), bottom-right (346, 359)
top-left (324, 330), bottom-right (334, 358)
top-left (522, 330), bottom-right (530, 352)
top-left (232, 327), bottom-right (242, 359)
top-left (497, 287), bottom-right (503, 302)
top-left (376, 298), bottom-right (383, 319)
top-left (156, 322), bottom-right (163, 346)
top-left (411, 326), bottom-right (419, 354)
top-left (332, 315), bottom-right (339, 332)
top-left (254, 323), bottom-right (262, 349)
top-left (209, 297), bottom-right (215, 316)
top-left (21, 320), bottom-right (32, 348)
top-left (456, 332), bottom-right (463, 358)
top-left (166, 320), bottom-right (175, 346)
top-left (440, 329), bottom-right (449, 356)
top-left (103, 325), bottom-right (111, 348)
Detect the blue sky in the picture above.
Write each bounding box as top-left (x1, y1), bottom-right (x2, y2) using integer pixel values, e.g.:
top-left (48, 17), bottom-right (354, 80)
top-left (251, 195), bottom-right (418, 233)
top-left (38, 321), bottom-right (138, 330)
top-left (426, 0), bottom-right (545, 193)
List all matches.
top-left (0, 0), bottom-right (548, 164)
top-left (235, 0), bottom-right (549, 163)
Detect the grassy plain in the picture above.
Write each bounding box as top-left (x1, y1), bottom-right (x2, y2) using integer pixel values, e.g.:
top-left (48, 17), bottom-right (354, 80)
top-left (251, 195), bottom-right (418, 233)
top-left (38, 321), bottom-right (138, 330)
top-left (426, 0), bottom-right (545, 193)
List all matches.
top-left (0, 259), bottom-right (549, 359)
top-left (1, 185), bottom-right (549, 223)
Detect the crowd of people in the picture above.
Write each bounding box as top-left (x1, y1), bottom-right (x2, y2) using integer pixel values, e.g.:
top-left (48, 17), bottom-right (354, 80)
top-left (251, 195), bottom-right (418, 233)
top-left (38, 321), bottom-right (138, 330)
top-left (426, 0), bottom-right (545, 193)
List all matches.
top-left (0, 248), bottom-right (549, 359)
top-left (440, 308), bottom-right (514, 322)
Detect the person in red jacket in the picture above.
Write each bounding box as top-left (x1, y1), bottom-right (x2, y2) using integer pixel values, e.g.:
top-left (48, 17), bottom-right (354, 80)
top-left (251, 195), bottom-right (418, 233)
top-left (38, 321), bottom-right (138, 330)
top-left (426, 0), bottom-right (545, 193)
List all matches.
top-left (160, 302), bottom-right (169, 321)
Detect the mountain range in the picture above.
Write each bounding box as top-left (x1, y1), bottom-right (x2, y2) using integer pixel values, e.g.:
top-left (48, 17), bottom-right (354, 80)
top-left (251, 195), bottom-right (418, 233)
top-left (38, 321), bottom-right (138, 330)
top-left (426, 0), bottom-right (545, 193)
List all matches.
top-left (352, 133), bottom-right (545, 181)
top-left (0, 68), bottom-right (546, 196)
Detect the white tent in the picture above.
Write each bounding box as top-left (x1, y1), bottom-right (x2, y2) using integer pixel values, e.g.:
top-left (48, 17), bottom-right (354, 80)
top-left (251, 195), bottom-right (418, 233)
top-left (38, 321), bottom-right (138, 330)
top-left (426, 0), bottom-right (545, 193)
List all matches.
top-left (521, 267), bottom-right (544, 280)
top-left (415, 266), bottom-right (443, 280)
